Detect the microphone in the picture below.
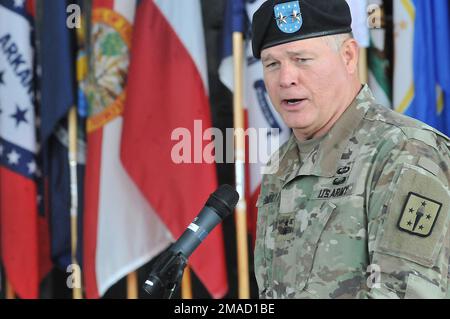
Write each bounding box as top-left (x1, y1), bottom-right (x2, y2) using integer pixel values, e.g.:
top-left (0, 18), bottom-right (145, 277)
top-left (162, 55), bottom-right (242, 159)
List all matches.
top-left (143, 184), bottom-right (239, 297)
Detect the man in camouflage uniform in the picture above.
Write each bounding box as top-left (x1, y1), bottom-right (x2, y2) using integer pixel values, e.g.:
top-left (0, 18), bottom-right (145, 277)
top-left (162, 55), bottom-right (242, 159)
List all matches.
top-left (252, 0), bottom-right (450, 298)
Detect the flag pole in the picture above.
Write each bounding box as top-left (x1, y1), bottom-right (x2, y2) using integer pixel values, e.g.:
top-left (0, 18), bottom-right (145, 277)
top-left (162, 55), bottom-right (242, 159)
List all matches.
top-left (68, 107), bottom-right (82, 299)
top-left (126, 272), bottom-right (138, 299)
top-left (359, 48), bottom-right (368, 84)
top-left (5, 279), bottom-right (15, 299)
top-left (233, 31), bottom-right (250, 299)
top-left (181, 265), bottom-right (193, 299)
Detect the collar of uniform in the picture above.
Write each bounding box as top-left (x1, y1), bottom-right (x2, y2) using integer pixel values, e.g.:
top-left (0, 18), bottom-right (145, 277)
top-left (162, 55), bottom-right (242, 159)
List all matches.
top-left (303, 84), bottom-right (374, 177)
top-left (275, 84), bottom-right (374, 183)
top-left (267, 134), bottom-right (301, 182)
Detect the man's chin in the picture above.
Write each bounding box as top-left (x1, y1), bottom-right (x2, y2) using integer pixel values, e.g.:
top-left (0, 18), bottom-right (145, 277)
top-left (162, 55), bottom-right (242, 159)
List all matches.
top-left (282, 113), bottom-right (315, 129)
top-left (285, 121), bottom-right (314, 131)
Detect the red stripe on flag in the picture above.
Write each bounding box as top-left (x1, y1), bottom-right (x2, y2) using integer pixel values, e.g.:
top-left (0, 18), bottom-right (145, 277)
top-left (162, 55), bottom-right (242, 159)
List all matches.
top-left (38, 211), bottom-right (52, 279)
top-left (0, 168), bottom-right (39, 299)
top-left (93, 0), bottom-right (114, 10)
top-left (83, 129), bottom-right (104, 298)
top-left (121, 1), bottom-right (228, 298)
top-left (25, 0), bottom-right (35, 17)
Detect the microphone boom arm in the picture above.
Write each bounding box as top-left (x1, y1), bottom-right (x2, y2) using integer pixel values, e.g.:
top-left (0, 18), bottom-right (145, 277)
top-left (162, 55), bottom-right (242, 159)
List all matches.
top-left (143, 245), bottom-right (188, 299)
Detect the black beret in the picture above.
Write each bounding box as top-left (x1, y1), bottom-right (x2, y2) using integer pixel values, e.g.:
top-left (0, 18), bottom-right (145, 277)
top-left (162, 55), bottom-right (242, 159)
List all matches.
top-left (252, 0), bottom-right (352, 58)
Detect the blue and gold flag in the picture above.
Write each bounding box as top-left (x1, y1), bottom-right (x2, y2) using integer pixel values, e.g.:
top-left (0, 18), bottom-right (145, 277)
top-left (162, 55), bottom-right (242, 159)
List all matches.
top-left (397, 0), bottom-right (450, 134)
top-left (408, 0), bottom-right (450, 133)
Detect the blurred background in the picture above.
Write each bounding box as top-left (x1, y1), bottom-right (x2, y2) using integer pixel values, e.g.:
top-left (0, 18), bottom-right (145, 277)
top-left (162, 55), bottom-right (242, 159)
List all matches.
top-left (0, 0), bottom-right (448, 299)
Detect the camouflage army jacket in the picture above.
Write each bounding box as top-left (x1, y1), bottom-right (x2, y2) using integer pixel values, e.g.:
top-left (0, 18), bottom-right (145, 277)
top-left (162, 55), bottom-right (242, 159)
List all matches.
top-left (255, 85), bottom-right (450, 299)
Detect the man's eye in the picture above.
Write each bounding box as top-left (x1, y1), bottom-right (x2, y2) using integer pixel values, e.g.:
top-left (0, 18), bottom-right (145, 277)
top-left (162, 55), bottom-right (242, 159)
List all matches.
top-left (265, 62), bottom-right (277, 68)
top-left (297, 58), bottom-right (311, 63)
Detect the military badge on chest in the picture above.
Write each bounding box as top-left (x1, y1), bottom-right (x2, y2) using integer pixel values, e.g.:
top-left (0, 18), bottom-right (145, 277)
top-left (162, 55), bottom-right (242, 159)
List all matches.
top-left (398, 192), bottom-right (442, 237)
top-left (275, 213), bottom-right (296, 242)
top-left (314, 162), bottom-right (355, 200)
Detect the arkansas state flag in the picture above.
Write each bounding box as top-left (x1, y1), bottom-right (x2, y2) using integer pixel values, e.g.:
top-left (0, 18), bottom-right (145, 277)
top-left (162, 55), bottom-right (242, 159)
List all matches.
top-left (83, 0), bottom-right (172, 298)
top-left (120, 0), bottom-right (228, 298)
top-left (0, 0), bottom-right (51, 298)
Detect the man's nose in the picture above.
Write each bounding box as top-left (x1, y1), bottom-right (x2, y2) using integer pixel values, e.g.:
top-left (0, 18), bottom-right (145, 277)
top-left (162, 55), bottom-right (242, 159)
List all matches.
top-left (279, 64), bottom-right (298, 88)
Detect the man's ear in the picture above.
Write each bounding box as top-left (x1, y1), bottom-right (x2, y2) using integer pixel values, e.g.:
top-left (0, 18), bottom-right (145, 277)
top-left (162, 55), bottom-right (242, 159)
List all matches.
top-left (340, 38), bottom-right (359, 75)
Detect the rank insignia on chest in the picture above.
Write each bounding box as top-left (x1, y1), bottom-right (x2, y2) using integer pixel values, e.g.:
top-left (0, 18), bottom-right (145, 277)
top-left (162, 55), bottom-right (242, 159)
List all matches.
top-left (276, 214), bottom-right (296, 242)
top-left (398, 192), bottom-right (442, 237)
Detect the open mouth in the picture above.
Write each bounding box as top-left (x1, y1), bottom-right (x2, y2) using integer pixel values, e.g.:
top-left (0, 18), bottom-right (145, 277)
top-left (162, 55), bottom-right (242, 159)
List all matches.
top-left (283, 98), bottom-right (306, 106)
top-left (286, 99), bottom-right (302, 105)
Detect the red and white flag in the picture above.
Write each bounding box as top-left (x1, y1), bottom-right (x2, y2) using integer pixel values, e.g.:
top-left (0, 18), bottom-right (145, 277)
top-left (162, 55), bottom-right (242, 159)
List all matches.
top-left (120, 0), bottom-right (228, 298)
top-left (83, 0), bottom-right (172, 298)
top-left (0, 0), bottom-right (51, 298)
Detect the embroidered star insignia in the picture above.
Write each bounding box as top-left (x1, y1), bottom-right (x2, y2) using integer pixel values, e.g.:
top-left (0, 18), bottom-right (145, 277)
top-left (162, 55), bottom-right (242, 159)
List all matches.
top-left (398, 192), bottom-right (442, 237)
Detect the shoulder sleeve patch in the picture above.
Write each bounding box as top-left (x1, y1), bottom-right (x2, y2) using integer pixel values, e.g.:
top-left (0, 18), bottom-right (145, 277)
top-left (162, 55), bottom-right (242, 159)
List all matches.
top-left (398, 192), bottom-right (442, 237)
top-left (376, 163), bottom-right (450, 267)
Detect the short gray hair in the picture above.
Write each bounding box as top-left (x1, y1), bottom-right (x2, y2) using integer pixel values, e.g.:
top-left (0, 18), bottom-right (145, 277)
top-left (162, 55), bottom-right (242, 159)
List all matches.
top-left (323, 33), bottom-right (354, 52)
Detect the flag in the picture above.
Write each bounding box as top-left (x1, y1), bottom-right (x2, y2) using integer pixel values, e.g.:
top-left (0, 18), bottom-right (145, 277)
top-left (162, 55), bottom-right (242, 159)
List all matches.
top-left (393, 0), bottom-right (414, 115)
top-left (394, 0), bottom-right (450, 133)
top-left (408, 0), bottom-right (449, 133)
top-left (38, 0), bottom-right (85, 271)
top-left (368, 0), bottom-right (392, 108)
top-left (83, 0), bottom-right (172, 298)
top-left (120, 0), bottom-right (228, 298)
top-left (0, 0), bottom-right (51, 298)
top-left (219, 0), bottom-right (290, 244)
top-left (346, 0), bottom-right (370, 48)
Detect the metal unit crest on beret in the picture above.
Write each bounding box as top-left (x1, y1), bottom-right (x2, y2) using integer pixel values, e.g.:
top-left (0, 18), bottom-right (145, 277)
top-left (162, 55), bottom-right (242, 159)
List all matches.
top-left (274, 1), bottom-right (303, 34)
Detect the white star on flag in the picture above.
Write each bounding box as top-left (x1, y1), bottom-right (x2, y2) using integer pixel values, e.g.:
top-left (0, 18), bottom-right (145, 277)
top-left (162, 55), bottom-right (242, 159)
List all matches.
top-left (7, 150), bottom-right (20, 165)
top-left (14, 0), bottom-right (25, 8)
top-left (0, 144), bottom-right (3, 156)
top-left (27, 160), bottom-right (37, 174)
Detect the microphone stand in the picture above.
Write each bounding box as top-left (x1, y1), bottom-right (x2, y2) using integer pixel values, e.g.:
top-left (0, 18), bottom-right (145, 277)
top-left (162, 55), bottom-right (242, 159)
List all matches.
top-left (143, 246), bottom-right (188, 299)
